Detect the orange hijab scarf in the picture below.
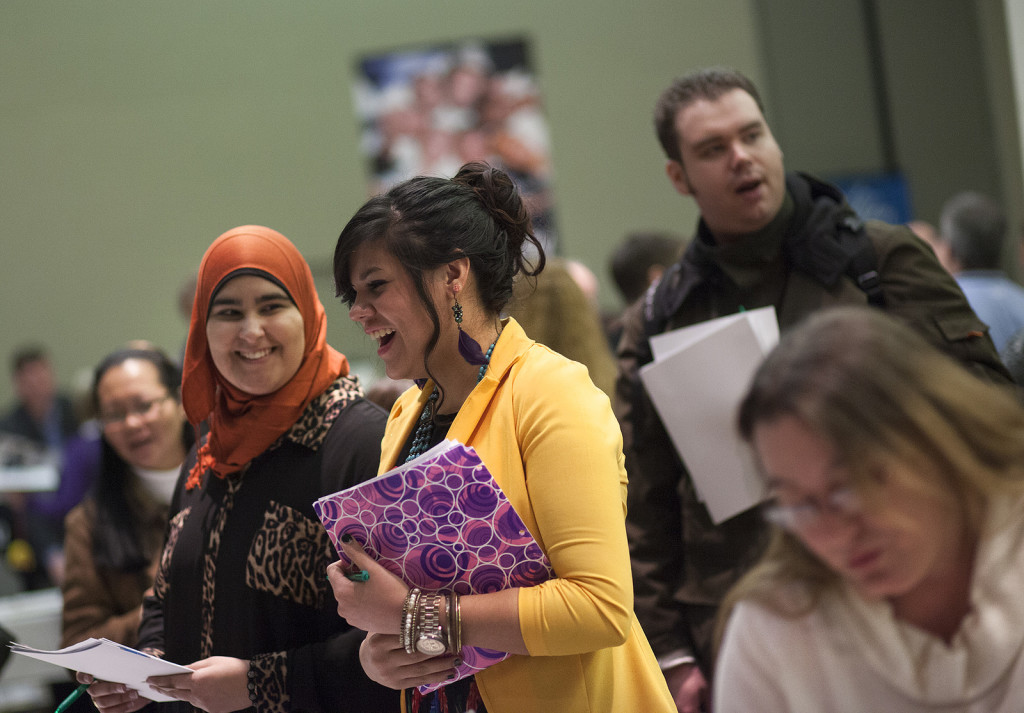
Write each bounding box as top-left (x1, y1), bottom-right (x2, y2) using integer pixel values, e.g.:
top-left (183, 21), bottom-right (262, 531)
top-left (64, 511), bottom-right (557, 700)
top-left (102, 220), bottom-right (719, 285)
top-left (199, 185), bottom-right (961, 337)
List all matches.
top-left (182, 225), bottom-right (349, 489)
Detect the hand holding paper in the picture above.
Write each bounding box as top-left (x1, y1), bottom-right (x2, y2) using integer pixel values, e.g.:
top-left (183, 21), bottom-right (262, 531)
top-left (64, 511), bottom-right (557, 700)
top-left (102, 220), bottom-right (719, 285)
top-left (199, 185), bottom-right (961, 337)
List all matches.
top-left (146, 656), bottom-right (252, 713)
top-left (10, 638), bottom-right (191, 702)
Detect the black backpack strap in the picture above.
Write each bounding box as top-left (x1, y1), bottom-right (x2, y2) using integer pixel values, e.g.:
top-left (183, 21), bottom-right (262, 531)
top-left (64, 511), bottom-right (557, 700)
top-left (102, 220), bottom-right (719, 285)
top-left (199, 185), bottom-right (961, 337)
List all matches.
top-left (787, 208), bottom-right (886, 309)
top-left (642, 257), bottom-right (705, 340)
top-left (837, 215), bottom-right (885, 308)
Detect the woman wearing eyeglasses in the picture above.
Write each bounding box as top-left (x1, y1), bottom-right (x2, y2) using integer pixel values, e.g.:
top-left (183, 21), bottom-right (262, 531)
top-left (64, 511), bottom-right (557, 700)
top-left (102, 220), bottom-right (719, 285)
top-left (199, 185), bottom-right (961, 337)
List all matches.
top-left (60, 346), bottom-right (193, 651)
top-left (78, 226), bottom-right (398, 713)
top-left (714, 307), bottom-right (1024, 713)
top-left (61, 347), bottom-right (193, 649)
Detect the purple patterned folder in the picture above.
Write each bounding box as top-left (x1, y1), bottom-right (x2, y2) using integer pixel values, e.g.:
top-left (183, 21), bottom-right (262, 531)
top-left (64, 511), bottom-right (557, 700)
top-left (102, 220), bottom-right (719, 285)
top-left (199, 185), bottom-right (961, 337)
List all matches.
top-left (313, 439), bottom-right (553, 692)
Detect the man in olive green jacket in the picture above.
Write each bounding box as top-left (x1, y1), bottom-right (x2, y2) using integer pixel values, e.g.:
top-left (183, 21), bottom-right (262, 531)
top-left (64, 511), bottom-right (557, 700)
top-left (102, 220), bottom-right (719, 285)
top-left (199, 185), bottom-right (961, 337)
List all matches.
top-left (614, 67), bottom-right (1012, 713)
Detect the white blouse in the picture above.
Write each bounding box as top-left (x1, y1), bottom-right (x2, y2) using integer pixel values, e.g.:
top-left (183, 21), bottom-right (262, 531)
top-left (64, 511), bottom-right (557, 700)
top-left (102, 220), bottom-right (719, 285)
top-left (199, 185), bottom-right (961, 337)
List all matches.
top-left (715, 497), bottom-right (1024, 712)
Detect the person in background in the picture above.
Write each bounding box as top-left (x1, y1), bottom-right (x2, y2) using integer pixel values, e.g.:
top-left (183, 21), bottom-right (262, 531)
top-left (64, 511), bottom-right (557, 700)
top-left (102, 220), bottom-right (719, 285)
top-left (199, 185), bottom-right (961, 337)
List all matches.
top-left (1, 346), bottom-right (83, 590)
top-left (614, 66), bottom-right (1012, 713)
top-left (715, 306), bottom-right (1024, 712)
top-left (1001, 326), bottom-right (1024, 386)
top-left (506, 257), bottom-right (617, 397)
top-left (176, 273), bottom-right (198, 366)
top-left (605, 231), bottom-right (685, 348)
top-left (53, 347), bottom-right (189, 713)
top-left (330, 162), bottom-right (675, 713)
top-left (0, 346), bottom-right (79, 454)
top-left (563, 258), bottom-right (600, 309)
top-left (79, 225), bottom-right (397, 713)
top-left (609, 231), bottom-right (686, 307)
top-left (906, 220), bottom-right (956, 274)
top-left (365, 377), bottom-right (415, 413)
top-left (61, 346), bottom-right (193, 648)
top-left (936, 191), bottom-right (1024, 351)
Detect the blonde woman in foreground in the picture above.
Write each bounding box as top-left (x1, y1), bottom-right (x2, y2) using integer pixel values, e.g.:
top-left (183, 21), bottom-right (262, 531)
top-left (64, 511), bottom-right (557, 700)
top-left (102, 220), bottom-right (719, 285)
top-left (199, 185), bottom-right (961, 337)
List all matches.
top-left (715, 306), bottom-right (1024, 713)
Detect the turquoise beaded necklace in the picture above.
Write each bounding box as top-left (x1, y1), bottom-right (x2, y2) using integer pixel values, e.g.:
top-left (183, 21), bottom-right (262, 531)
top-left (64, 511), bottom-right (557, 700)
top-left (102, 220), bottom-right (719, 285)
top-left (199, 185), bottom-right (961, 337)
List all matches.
top-left (405, 341), bottom-right (496, 463)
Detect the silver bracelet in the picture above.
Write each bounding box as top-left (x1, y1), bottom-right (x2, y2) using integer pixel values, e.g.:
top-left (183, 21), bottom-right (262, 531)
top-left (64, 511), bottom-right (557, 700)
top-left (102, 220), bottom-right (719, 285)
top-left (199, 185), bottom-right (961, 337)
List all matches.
top-left (444, 592), bottom-right (455, 655)
top-left (451, 591), bottom-right (462, 656)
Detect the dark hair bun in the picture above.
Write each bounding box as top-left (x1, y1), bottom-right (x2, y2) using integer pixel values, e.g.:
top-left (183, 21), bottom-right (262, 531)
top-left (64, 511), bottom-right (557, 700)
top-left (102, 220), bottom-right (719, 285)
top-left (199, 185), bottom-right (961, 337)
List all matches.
top-left (452, 162), bottom-right (545, 281)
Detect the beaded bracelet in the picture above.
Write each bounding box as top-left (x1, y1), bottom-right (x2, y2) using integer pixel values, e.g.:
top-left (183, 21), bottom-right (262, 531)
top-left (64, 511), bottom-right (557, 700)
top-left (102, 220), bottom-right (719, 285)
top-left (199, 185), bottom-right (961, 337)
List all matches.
top-left (400, 590), bottom-right (412, 652)
top-left (402, 588), bottom-right (422, 654)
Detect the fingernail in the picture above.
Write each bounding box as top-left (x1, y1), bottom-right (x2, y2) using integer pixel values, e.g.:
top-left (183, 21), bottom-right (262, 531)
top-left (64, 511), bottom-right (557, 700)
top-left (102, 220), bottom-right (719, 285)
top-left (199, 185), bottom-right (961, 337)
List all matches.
top-left (341, 533), bottom-right (353, 543)
top-left (454, 658), bottom-right (462, 667)
top-left (447, 673), bottom-right (455, 680)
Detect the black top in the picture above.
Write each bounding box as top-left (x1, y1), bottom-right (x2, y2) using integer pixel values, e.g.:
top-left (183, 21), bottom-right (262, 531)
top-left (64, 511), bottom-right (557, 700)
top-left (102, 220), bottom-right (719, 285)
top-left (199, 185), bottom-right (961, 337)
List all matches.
top-left (395, 405), bottom-right (485, 713)
top-left (138, 378), bottom-right (398, 713)
top-left (396, 406), bottom-right (457, 464)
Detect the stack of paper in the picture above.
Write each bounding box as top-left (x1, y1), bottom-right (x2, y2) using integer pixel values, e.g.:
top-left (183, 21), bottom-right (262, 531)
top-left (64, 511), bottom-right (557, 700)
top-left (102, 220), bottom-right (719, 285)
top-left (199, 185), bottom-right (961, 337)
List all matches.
top-left (639, 306), bottom-right (779, 523)
top-left (8, 638), bottom-right (192, 702)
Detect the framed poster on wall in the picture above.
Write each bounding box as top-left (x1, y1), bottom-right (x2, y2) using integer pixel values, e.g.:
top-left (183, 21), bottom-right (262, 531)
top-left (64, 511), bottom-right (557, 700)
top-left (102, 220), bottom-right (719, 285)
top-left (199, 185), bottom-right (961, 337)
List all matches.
top-left (353, 37), bottom-right (558, 251)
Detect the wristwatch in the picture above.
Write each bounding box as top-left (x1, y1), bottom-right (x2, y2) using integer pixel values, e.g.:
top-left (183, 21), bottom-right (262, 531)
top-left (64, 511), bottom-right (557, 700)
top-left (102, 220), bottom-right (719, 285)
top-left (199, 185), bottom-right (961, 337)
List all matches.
top-left (416, 594), bottom-right (448, 656)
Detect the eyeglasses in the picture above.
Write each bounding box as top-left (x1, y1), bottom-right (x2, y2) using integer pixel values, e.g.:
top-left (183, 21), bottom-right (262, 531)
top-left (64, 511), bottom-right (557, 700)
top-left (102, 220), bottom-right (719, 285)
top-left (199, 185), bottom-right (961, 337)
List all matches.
top-left (99, 394), bottom-right (174, 427)
top-left (762, 485), bottom-right (862, 533)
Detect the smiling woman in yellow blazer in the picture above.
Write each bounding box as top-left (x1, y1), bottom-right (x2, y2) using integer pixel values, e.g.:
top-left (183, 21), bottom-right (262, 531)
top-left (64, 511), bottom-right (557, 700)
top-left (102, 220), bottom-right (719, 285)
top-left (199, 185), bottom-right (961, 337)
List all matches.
top-left (328, 162), bottom-right (675, 713)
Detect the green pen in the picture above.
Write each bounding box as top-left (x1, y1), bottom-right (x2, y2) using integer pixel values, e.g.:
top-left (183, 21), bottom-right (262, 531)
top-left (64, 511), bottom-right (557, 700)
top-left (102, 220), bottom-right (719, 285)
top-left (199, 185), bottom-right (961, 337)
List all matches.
top-left (54, 682), bottom-right (90, 713)
top-left (346, 570), bottom-right (370, 582)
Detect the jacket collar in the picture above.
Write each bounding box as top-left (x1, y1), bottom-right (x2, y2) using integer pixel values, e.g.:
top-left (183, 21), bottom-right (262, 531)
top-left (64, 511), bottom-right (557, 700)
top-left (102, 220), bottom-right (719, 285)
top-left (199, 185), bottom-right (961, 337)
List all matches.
top-left (379, 317), bottom-right (532, 470)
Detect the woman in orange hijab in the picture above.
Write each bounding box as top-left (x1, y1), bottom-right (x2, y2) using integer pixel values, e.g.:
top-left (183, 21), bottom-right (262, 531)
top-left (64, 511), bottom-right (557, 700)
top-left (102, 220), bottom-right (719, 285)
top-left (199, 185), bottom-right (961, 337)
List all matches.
top-left (80, 226), bottom-right (398, 713)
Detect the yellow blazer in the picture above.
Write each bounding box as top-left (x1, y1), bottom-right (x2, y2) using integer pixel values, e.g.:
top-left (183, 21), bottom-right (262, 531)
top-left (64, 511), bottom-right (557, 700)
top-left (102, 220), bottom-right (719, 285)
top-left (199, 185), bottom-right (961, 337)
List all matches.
top-left (380, 318), bottom-right (674, 713)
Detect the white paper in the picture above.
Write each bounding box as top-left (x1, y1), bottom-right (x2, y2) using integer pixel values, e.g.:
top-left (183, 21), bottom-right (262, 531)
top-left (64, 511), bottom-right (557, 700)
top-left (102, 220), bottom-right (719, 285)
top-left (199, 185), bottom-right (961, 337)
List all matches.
top-left (9, 638), bottom-right (192, 702)
top-left (649, 306), bottom-right (778, 360)
top-left (640, 308), bottom-right (778, 523)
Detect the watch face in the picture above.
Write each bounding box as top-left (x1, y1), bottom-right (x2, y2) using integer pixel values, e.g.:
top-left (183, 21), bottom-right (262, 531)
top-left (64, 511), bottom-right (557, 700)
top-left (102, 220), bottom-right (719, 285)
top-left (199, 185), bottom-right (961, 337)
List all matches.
top-left (416, 637), bottom-right (448, 656)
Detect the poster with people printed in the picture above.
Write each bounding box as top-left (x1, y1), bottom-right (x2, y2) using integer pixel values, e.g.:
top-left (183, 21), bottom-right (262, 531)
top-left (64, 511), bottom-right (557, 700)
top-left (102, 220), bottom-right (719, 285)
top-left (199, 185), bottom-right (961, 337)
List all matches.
top-left (353, 37), bottom-right (558, 251)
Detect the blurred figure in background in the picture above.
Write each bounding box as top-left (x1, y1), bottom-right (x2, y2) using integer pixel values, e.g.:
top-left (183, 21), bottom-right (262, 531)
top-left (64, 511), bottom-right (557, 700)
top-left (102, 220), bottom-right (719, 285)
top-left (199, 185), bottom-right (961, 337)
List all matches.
top-left (61, 347), bottom-right (193, 648)
top-left (1, 345), bottom-right (83, 590)
top-left (0, 346), bottom-right (79, 454)
top-left (937, 191), bottom-right (1024, 351)
top-left (606, 231), bottom-right (685, 348)
top-left (176, 273), bottom-right (198, 366)
top-left (365, 377), bottom-right (415, 413)
top-left (507, 258), bottom-right (617, 397)
top-left (906, 220), bottom-right (955, 274)
top-left (610, 231), bottom-right (686, 307)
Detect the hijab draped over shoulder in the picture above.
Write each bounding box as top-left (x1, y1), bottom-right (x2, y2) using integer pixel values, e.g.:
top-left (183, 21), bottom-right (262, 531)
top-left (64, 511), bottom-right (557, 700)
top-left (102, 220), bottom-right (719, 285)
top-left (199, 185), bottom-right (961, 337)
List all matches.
top-left (182, 225), bottom-right (349, 489)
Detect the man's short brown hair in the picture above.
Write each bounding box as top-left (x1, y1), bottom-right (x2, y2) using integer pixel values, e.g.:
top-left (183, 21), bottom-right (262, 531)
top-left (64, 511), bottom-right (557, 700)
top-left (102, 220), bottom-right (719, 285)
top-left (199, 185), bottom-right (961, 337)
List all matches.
top-left (654, 67), bottom-right (765, 162)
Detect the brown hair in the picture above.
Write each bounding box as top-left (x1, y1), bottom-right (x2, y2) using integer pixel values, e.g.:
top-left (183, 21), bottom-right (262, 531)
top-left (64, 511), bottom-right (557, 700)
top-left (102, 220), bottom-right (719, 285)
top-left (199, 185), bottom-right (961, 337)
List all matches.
top-left (654, 67), bottom-right (764, 162)
top-left (506, 258), bottom-right (616, 397)
top-left (716, 306), bottom-right (1024, 648)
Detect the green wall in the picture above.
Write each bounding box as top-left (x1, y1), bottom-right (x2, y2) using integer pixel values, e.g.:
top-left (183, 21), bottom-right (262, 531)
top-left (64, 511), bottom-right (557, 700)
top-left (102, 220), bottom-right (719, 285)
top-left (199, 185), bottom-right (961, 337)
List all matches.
top-left (3, 1), bottom-right (1021, 408)
top-left (0, 0), bottom-right (763, 403)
